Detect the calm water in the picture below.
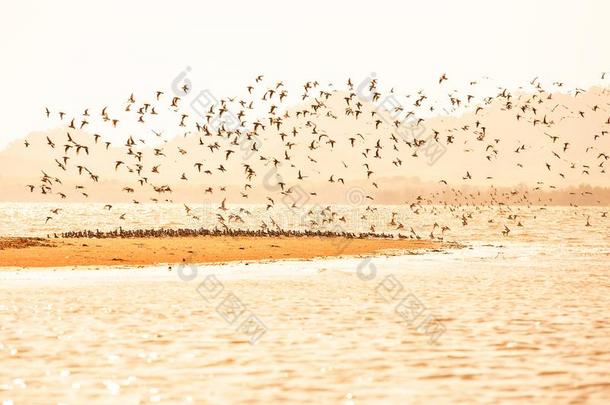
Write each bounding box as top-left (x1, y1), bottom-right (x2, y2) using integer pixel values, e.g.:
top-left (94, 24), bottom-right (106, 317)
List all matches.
top-left (0, 202), bottom-right (608, 245)
top-left (0, 203), bottom-right (609, 404)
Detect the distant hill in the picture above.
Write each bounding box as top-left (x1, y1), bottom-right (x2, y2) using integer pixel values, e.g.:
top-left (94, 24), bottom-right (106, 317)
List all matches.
top-left (0, 84), bottom-right (608, 205)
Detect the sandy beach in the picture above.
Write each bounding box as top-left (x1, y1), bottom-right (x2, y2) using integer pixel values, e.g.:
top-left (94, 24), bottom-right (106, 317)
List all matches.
top-left (0, 236), bottom-right (443, 268)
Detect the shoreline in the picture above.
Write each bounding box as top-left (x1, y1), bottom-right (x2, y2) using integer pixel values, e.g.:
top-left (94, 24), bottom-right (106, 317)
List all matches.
top-left (0, 235), bottom-right (448, 269)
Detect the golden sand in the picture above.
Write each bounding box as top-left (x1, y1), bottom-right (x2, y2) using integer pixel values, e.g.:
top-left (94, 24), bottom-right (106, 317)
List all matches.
top-left (0, 236), bottom-right (443, 268)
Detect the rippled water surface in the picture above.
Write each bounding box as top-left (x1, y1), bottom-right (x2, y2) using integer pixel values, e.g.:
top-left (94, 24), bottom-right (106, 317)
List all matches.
top-left (0, 204), bottom-right (609, 404)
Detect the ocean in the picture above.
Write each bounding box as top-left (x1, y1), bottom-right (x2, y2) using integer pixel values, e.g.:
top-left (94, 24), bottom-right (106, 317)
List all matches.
top-left (0, 203), bottom-right (609, 403)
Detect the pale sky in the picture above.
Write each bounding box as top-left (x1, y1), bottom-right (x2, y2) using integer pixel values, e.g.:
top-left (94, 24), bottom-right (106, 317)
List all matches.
top-left (1, 0), bottom-right (608, 150)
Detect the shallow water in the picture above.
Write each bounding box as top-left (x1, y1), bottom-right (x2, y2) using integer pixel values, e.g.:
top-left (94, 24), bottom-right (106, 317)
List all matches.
top-left (0, 202), bottom-right (608, 246)
top-left (0, 204), bottom-right (609, 404)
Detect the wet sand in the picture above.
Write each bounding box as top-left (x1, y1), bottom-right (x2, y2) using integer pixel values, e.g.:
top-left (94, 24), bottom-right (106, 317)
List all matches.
top-left (0, 236), bottom-right (443, 268)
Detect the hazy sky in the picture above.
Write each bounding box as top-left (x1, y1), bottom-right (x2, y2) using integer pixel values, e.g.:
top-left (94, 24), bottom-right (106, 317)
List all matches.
top-left (1, 0), bottom-right (608, 150)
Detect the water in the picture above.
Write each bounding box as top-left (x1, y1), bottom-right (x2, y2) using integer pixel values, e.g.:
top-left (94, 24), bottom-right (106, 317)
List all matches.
top-left (0, 202), bottom-right (608, 245)
top-left (0, 203), bottom-right (609, 403)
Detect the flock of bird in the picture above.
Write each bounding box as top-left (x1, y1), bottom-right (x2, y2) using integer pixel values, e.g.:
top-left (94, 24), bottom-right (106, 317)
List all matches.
top-left (25, 72), bottom-right (609, 239)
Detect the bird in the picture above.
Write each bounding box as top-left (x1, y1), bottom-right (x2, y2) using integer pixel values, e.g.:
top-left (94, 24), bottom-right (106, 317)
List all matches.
top-left (219, 198), bottom-right (228, 211)
top-left (27, 72), bottom-right (608, 245)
